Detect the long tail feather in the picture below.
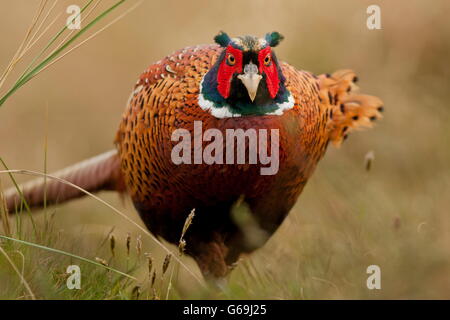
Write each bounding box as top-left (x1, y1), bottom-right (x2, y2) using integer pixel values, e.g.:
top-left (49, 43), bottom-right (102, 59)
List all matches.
top-left (3, 150), bottom-right (124, 213)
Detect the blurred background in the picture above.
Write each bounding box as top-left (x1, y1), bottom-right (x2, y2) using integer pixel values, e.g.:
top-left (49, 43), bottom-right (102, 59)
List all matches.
top-left (0, 0), bottom-right (449, 299)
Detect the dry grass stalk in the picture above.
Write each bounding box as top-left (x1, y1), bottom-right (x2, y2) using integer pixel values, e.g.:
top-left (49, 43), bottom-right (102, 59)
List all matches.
top-left (0, 0), bottom-right (141, 108)
top-left (37, 1), bottom-right (144, 77)
top-left (52, 0), bottom-right (103, 54)
top-left (0, 246), bottom-right (36, 300)
top-left (0, 0), bottom-right (45, 87)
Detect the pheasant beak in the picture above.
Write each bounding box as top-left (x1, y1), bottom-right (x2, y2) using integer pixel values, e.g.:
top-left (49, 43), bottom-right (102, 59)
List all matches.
top-left (237, 62), bottom-right (262, 102)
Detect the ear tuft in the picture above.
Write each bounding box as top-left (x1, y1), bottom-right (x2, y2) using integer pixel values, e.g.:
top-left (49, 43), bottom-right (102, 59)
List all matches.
top-left (214, 31), bottom-right (231, 47)
top-left (265, 32), bottom-right (284, 47)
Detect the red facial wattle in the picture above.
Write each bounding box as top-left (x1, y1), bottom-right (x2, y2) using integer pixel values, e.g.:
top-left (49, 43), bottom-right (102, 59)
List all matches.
top-left (258, 47), bottom-right (279, 99)
top-left (217, 45), bottom-right (243, 99)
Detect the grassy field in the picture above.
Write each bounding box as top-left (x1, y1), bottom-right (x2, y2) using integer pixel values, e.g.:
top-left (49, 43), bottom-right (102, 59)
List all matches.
top-left (1, 0), bottom-right (449, 299)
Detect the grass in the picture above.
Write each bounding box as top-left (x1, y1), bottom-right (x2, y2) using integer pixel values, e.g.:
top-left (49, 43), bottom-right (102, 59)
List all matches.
top-left (1, 0), bottom-right (450, 299)
top-left (0, 170), bottom-right (205, 299)
top-left (2, 150), bottom-right (449, 299)
top-left (0, 197), bottom-right (200, 300)
top-left (0, 0), bottom-right (137, 107)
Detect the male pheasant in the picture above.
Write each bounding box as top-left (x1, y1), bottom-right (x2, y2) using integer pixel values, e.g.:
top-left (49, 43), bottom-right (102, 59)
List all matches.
top-left (3, 32), bottom-right (383, 281)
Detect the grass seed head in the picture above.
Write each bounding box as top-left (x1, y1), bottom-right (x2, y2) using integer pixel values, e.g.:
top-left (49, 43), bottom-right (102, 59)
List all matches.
top-left (152, 288), bottom-right (159, 300)
top-left (181, 209), bottom-right (195, 238)
top-left (145, 252), bottom-right (153, 276)
top-left (95, 257), bottom-right (108, 266)
top-left (178, 209), bottom-right (195, 255)
top-left (126, 232), bottom-right (131, 257)
top-left (151, 270), bottom-right (156, 287)
top-left (365, 150), bottom-right (375, 171)
top-left (136, 235), bottom-right (142, 256)
top-left (131, 285), bottom-right (140, 299)
top-left (162, 254), bottom-right (171, 275)
top-left (178, 239), bottom-right (186, 256)
top-left (109, 234), bottom-right (115, 257)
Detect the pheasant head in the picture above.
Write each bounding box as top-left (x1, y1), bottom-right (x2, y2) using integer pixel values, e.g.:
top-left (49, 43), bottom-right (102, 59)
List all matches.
top-left (199, 31), bottom-right (294, 118)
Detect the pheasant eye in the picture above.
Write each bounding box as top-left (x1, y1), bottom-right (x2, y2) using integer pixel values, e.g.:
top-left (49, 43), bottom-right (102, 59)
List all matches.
top-left (264, 54), bottom-right (271, 66)
top-left (227, 53), bottom-right (236, 66)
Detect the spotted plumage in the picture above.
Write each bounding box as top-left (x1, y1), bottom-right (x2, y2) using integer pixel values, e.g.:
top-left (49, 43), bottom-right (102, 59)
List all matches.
top-left (4, 32), bottom-right (383, 281)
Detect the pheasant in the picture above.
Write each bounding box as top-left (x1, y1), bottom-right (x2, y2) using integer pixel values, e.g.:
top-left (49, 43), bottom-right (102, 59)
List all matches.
top-left (2, 32), bottom-right (383, 281)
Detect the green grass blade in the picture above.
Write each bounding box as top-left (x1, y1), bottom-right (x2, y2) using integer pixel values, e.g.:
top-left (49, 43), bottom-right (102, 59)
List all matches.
top-left (15, 0), bottom-right (96, 85)
top-left (0, 0), bottom-right (127, 107)
top-left (0, 157), bottom-right (38, 238)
